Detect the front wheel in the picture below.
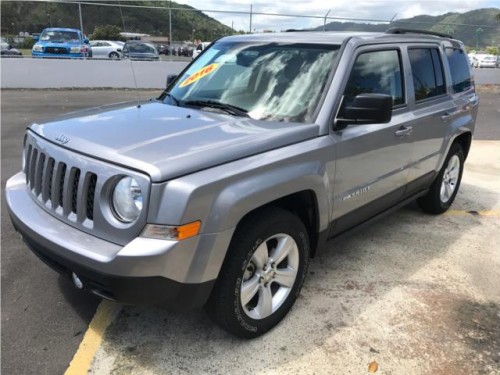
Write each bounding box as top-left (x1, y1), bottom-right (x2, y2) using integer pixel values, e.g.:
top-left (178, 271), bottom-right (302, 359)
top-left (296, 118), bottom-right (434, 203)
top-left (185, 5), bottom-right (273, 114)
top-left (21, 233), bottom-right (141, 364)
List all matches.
top-left (206, 207), bottom-right (310, 338)
top-left (417, 143), bottom-right (465, 214)
top-left (109, 52), bottom-right (119, 59)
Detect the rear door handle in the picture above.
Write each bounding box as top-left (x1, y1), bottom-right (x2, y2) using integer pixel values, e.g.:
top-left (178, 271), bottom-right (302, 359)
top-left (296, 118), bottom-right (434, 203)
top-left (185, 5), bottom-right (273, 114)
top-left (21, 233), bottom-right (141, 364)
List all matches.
top-left (395, 126), bottom-right (413, 137)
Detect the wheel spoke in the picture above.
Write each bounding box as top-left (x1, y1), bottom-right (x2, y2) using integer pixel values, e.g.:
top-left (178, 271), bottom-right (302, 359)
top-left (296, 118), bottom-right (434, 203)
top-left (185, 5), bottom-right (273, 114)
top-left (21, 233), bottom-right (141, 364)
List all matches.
top-left (449, 167), bottom-right (459, 181)
top-left (241, 275), bottom-right (260, 306)
top-left (270, 236), bottom-right (295, 265)
top-left (274, 267), bottom-right (297, 288)
top-left (256, 285), bottom-right (273, 318)
top-left (252, 242), bottom-right (269, 269)
top-left (445, 183), bottom-right (453, 199)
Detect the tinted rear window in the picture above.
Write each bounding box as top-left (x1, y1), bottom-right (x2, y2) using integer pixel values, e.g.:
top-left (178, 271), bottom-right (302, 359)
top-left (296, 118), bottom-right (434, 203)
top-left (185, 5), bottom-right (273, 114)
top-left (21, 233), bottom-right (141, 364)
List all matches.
top-left (409, 48), bottom-right (446, 101)
top-left (446, 48), bottom-right (472, 93)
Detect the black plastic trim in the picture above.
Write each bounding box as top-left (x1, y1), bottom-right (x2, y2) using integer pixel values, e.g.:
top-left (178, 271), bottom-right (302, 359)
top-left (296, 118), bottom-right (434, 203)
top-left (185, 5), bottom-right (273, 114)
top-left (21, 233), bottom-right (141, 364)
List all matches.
top-left (19, 231), bottom-right (215, 312)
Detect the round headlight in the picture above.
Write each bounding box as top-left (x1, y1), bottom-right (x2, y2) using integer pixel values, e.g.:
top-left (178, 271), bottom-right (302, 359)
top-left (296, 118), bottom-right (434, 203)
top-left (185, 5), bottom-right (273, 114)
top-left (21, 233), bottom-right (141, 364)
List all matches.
top-left (112, 177), bottom-right (143, 223)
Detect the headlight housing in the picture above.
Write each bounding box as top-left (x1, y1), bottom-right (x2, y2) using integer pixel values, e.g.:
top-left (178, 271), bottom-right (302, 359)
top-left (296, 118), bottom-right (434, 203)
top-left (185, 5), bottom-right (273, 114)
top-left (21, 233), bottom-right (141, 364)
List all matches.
top-left (32, 45), bottom-right (43, 52)
top-left (111, 176), bottom-right (143, 222)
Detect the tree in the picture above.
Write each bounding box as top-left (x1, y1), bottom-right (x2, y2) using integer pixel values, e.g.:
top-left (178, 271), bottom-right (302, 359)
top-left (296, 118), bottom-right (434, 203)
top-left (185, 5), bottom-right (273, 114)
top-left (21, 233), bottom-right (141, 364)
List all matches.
top-left (90, 25), bottom-right (125, 41)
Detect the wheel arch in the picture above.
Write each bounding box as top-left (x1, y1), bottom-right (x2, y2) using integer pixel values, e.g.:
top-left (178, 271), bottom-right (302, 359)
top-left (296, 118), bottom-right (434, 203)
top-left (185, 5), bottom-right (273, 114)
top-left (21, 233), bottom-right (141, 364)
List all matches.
top-left (233, 190), bottom-right (321, 258)
top-left (452, 131), bottom-right (472, 160)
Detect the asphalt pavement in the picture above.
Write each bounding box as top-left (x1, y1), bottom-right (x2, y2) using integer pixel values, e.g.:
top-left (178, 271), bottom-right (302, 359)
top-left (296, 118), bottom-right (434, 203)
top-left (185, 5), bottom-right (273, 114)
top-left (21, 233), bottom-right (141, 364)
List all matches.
top-left (1, 88), bottom-right (499, 374)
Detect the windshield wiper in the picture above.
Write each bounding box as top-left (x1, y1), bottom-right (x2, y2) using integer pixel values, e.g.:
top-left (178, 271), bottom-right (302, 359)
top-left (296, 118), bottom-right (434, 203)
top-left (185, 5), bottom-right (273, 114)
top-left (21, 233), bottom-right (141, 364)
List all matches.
top-left (183, 100), bottom-right (249, 117)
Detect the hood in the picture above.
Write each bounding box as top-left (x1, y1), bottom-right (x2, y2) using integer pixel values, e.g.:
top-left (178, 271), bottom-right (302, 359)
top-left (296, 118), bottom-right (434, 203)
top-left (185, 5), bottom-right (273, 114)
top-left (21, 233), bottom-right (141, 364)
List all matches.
top-left (29, 101), bottom-right (320, 182)
top-left (37, 40), bottom-right (82, 47)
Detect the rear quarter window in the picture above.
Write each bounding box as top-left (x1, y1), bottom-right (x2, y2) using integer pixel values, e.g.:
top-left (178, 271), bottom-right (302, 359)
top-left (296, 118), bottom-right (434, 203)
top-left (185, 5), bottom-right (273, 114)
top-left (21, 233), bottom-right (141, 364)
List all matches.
top-left (446, 48), bottom-right (472, 93)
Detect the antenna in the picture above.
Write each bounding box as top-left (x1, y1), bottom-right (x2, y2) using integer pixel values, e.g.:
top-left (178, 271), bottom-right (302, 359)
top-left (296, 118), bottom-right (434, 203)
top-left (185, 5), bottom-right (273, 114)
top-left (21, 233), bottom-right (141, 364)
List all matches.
top-left (128, 56), bottom-right (141, 108)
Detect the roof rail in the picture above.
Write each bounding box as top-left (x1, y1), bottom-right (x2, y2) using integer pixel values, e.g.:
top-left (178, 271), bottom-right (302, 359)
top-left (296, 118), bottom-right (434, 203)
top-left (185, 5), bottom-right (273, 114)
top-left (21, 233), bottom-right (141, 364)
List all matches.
top-left (385, 27), bottom-right (452, 39)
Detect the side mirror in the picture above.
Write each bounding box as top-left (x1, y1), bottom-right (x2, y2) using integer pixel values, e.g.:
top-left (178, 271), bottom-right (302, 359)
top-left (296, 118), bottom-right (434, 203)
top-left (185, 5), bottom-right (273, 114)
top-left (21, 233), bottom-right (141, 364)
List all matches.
top-left (166, 74), bottom-right (178, 88)
top-left (33, 35), bottom-right (39, 42)
top-left (343, 93), bottom-right (393, 124)
top-left (84, 38), bottom-right (90, 44)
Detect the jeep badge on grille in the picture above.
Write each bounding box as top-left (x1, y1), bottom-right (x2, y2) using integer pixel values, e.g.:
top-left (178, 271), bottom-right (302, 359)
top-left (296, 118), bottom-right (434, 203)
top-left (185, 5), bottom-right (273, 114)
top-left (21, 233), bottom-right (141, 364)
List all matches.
top-left (55, 134), bottom-right (70, 145)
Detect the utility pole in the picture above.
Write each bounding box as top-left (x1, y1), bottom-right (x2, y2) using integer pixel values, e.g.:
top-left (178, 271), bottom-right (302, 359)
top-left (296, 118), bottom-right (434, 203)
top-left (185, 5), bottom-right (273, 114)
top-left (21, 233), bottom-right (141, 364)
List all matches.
top-left (249, 4), bottom-right (253, 33)
top-left (169, 1), bottom-right (172, 56)
top-left (476, 27), bottom-right (483, 51)
top-left (78, 2), bottom-right (83, 35)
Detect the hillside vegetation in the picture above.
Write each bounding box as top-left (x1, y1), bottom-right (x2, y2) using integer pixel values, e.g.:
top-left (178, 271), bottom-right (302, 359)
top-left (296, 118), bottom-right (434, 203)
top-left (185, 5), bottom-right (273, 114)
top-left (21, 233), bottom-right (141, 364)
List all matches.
top-left (1, 1), bottom-right (234, 42)
top-left (320, 8), bottom-right (500, 48)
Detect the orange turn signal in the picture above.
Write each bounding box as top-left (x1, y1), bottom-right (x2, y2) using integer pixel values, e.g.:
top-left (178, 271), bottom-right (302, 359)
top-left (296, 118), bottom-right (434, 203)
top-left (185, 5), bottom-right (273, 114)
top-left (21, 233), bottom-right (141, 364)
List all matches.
top-left (141, 221), bottom-right (201, 241)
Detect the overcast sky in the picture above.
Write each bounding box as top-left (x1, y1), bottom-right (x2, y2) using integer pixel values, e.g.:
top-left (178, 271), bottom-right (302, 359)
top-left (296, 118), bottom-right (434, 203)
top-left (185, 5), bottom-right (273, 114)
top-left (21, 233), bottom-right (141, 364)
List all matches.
top-left (174, 0), bottom-right (499, 31)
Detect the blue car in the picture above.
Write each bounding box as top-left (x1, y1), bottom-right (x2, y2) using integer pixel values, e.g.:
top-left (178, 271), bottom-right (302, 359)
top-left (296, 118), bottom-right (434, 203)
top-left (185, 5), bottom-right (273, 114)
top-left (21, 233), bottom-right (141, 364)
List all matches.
top-left (32, 28), bottom-right (92, 58)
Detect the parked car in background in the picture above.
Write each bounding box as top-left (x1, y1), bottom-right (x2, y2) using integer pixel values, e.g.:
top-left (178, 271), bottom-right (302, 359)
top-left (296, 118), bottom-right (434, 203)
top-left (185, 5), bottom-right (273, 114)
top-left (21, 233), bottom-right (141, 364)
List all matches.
top-left (474, 55), bottom-right (497, 68)
top-left (1, 37), bottom-right (23, 58)
top-left (178, 44), bottom-right (194, 57)
top-left (192, 42), bottom-right (210, 59)
top-left (122, 41), bottom-right (159, 61)
top-left (32, 28), bottom-right (91, 58)
top-left (89, 40), bottom-right (123, 59)
top-left (155, 44), bottom-right (169, 55)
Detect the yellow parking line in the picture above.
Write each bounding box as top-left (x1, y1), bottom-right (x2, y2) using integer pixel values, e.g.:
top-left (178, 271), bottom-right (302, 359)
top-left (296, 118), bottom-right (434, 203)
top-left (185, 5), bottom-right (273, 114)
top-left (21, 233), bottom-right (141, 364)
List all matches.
top-left (65, 301), bottom-right (120, 375)
top-left (443, 210), bottom-right (500, 217)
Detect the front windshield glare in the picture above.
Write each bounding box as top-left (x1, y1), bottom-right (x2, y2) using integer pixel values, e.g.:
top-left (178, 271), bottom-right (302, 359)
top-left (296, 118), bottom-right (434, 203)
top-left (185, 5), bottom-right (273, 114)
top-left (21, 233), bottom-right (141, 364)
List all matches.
top-left (40, 31), bottom-right (80, 42)
top-left (168, 41), bottom-right (339, 122)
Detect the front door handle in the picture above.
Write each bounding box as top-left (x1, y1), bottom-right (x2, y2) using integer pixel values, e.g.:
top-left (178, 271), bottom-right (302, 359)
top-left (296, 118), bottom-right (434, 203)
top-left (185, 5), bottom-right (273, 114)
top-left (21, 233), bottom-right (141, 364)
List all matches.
top-left (395, 126), bottom-right (413, 137)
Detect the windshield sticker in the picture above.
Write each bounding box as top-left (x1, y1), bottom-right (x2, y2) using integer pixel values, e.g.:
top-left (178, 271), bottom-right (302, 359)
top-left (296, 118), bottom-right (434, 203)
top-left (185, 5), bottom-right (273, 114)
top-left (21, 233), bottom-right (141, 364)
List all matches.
top-left (179, 63), bottom-right (219, 88)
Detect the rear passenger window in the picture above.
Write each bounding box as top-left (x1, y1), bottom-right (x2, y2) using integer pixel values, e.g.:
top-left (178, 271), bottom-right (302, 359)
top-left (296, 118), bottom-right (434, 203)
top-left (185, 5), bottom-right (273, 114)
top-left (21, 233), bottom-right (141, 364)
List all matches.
top-left (343, 50), bottom-right (404, 106)
top-left (446, 48), bottom-right (472, 93)
top-left (409, 48), bottom-right (446, 101)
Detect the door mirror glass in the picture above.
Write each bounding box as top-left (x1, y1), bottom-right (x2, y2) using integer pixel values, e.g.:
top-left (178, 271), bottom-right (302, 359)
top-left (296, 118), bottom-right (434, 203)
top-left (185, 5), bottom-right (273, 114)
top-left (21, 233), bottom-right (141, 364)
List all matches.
top-left (166, 74), bottom-right (178, 88)
top-left (343, 93), bottom-right (393, 124)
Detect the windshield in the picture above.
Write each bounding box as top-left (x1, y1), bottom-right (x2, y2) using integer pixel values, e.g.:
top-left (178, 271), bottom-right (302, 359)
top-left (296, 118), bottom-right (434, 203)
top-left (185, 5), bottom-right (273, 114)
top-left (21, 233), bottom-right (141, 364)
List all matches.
top-left (40, 30), bottom-right (80, 43)
top-left (127, 43), bottom-right (157, 54)
top-left (166, 41), bottom-right (340, 122)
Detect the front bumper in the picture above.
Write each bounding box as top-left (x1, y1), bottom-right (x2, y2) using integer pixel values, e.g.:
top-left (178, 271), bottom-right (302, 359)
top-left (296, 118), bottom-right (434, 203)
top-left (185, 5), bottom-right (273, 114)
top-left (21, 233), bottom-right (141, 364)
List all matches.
top-left (5, 172), bottom-right (232, 310)
top-left (32, 51), bottom-right (89, 58)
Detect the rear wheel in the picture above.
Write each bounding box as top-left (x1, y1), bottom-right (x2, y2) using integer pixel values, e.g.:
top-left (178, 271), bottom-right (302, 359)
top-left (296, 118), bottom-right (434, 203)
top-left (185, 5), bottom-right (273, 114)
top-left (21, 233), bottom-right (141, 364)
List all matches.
top-left (206, 207), bottom-right (310, 338)
top-left (417, 143), bottom-right (464, 214)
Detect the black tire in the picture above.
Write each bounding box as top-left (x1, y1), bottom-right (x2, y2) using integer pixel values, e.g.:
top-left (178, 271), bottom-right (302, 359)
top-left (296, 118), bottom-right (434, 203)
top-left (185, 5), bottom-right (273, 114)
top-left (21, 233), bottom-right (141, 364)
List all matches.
top-left (417, 143), bottom-right (465, 214)
top-left (109, 52), bottom-right (119, 59)
top-left (206, 207), bottom-right (310, 338)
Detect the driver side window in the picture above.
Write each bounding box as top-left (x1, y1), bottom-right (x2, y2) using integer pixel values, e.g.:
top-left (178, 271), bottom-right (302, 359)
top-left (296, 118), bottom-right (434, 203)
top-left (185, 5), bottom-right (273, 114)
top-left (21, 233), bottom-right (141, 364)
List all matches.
top-left (343, 49), bottom-right (404, 107)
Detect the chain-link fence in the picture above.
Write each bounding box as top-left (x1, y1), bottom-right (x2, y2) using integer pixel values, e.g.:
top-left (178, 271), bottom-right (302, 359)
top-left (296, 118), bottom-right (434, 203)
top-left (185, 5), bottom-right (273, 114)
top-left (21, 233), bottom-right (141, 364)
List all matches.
top-left (2, 0), bottom-right (499, 58)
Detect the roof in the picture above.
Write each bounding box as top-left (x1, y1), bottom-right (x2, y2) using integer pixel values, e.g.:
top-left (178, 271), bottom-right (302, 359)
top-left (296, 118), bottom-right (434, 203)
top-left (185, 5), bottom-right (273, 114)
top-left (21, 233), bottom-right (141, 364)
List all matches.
top-left (42, 27), bottom-right (81, 33)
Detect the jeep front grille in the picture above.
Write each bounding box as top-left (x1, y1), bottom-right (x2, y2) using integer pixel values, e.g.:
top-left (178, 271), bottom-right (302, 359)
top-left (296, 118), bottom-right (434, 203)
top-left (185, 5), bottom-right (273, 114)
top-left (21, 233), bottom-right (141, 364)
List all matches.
top-left (24, 145), bottom-right (98, 223)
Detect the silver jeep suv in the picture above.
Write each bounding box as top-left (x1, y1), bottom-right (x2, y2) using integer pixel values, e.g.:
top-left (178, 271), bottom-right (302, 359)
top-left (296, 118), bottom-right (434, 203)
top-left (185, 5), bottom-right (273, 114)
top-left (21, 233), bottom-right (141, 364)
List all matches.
top-left (6, 28), bottom-right (478, 338)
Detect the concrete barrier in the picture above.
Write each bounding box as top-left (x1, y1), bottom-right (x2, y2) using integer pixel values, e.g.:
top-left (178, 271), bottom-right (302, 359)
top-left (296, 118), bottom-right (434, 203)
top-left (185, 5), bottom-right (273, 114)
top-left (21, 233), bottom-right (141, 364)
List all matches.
top-left (1, 58), bottom-right (189, 89)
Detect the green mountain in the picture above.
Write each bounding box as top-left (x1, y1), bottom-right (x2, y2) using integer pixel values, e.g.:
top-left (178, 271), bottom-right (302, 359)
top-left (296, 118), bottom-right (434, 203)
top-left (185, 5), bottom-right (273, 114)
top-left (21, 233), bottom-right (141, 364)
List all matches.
top-left (0, 1), bottom-right (234, 42)
top-left (318, 8), bottom-right (500, 48)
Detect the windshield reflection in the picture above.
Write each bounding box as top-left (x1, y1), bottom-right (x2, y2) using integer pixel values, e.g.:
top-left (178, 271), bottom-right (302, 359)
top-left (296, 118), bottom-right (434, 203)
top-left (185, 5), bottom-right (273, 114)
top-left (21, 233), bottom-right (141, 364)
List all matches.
top-left (167, 41), bottom-right (339, 123)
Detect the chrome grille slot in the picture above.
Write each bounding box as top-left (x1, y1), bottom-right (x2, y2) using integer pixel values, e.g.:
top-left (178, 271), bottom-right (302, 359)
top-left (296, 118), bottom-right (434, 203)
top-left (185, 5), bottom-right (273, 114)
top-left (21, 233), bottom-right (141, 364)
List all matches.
top-left (35, 152), bottom-right (46, 196)
top-left (25, 145), bottom-right (32, 183)
top-left (58, 163), bottom-right (67, 209)
top-left (45, 158), bottom-right (55, 202)
top-left (71, 168), bottom-right (81, 215)
top-left (86, 173), bottom-right (97, 221)
top-left (29, 148), bottom-right (38, 191)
